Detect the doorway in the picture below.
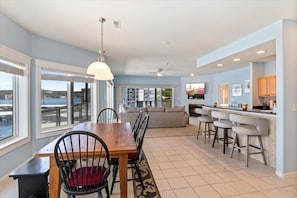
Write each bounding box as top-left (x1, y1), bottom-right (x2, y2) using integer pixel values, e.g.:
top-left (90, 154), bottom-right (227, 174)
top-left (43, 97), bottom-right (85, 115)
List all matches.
top-left (218, 84), bottom-right (229, 107)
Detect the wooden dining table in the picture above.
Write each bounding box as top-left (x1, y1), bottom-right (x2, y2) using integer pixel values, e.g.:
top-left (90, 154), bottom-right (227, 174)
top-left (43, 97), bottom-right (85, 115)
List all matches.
top-left (34, 122), bottom-right (137, 198)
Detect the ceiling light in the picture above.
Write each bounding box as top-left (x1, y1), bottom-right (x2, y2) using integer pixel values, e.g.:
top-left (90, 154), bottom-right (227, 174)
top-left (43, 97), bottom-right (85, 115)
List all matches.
top-left (113, 20), bottom-right (121, 28)
top-left (94, 71), bottom-right (114, 80)
top-left (233, 58), bottom-right (241, 62)
top-left (87, 17), bottom-right (114, 80)
top-left (217, 63), bottom-right (223, 67)
top-left (190, 73), bottom-right (195, 77)
top-left (156, 72), bottom-right (164, 77)
top-left (256, 50), bottom-right (266, 54)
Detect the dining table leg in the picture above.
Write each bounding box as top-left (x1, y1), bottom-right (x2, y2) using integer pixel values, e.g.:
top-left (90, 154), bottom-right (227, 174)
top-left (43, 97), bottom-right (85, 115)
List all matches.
top-left (119, 153), bottom-right (128, 198)
top-left (49, 156), bottom-right (61, 198)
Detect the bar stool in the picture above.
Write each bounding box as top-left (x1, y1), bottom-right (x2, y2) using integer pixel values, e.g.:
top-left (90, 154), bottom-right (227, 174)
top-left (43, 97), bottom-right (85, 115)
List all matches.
top-left (196, 108), bottom-right (214, 144)
top-left (229, 114), bottom-right (269, 167)
top-left (211, 111), bottom-right (233, 154)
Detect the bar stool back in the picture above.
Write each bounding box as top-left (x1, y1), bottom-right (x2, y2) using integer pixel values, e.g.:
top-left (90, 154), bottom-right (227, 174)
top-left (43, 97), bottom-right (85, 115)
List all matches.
top-left (211, 111), bottom-right (233, 154)
top-left (196, 109), bottom-right (214, 144)
top-left (229, 114), bottom-right (269, 167)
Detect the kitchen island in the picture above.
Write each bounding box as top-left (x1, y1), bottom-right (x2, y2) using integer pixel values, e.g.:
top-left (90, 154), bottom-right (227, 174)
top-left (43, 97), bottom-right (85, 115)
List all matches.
top-left (203, 106), bottom-right (276, 168)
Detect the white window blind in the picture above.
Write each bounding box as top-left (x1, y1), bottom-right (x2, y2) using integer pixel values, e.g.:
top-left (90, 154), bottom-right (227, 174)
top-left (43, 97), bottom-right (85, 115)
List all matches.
top-left (36, 59), bottom-right (94, 83)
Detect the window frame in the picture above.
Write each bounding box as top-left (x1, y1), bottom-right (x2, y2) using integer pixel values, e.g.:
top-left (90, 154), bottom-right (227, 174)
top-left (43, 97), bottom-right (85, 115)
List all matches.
top-left (0, 44), bottom-right (31, 156)
top-left (35, 59), bottom-right (98, 139)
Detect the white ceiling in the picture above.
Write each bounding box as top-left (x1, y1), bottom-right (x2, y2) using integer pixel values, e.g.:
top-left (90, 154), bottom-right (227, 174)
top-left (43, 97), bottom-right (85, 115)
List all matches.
top-left (1, 0), bottom-right (297, 77)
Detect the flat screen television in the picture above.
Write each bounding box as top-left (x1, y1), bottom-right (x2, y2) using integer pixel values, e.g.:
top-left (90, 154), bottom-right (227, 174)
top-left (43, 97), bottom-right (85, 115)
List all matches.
top-left (186, 82), bottom-right (205, 99)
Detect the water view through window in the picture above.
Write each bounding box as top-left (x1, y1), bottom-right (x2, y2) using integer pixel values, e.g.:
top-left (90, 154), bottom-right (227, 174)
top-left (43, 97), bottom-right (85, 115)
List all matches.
top-left (41, 80), bottom-right (91, 129)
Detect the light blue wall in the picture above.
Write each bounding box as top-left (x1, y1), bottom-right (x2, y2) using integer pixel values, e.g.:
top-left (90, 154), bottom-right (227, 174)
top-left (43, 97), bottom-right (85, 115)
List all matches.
top-left (0, 13), bottom-right (101, 177)
top-left (0, 13), bottom-right (33, 178)
top-left (181, 66), bottom-right (251, 108)
top-left (0, 12), bottom-right (31, 55)
top-left (211, 66), bottom-right (251, 108)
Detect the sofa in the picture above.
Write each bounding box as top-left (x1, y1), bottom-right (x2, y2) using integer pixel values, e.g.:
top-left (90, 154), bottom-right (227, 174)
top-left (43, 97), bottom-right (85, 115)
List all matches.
top-left (120, 106), bottom-right (189, 128)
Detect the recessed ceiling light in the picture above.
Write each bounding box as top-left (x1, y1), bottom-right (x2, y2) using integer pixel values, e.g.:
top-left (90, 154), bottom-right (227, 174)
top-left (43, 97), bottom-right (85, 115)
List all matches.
top-left (233, 58), bottom-right (240, 62)
top-left (217, 63), bottom-right (223, 67)
top-left (256, 50), bottom-right (266, 54)
top-left (113, 20), bottom-right (121, 28)
top-left (190, 73), bottom-right (195, 77)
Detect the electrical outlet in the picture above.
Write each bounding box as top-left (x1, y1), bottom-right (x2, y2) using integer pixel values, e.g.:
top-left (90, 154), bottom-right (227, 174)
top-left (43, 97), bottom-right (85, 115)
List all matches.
top-left (293, 104), bottom-right (297, 111)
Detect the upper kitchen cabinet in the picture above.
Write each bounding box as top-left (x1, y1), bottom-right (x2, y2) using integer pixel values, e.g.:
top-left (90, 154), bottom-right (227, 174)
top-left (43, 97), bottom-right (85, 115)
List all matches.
top-left (258, 75), bottom-right (276, 97)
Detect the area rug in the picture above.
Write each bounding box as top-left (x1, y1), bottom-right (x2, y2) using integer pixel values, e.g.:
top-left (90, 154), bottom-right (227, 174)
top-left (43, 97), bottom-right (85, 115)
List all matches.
top-left (145, 124), bottom-right (197, 138)
top-left (133, 152), bottom-right (161, 198)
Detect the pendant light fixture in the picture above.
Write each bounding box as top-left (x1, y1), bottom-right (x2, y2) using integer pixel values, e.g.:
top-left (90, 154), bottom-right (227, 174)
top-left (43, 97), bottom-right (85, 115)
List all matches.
top-left (87, 17), bottom-right (114, 80)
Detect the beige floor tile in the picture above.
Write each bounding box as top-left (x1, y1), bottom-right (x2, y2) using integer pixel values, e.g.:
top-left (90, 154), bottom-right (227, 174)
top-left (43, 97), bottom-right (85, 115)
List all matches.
top-left (162, 169), bottom-right (182, 178)
top-left (173, 160), bottom-right (190, 168)
top-left (173, 188), bottom-right (199, 198)
top-left (148, 161), bottom-right (161, 171)
top-left (184, 175), bottom-right (207, 187)
top-left (181, 154), bottom-right (197, 160)
top-left (185, 159), bottom-right (203, 167)
top-left (244, 177), bottom-right (274, 191)
top-left (155, 178), bottom-right (172, 191)
top-left (167, 155), bottom-right (184, 161)
top-left (201, 173), bottom-right (225, 184)
top-left (152, 151), bottom-right (166, 157)
top-left (216, 171), bottom-right (241, 182)
top-left (262, 188), bottom-right (297, 198)
top-left (246, 167), bottom-right (275, 177)
top-left (175, 149), bottom-right (190, 155)
top-left (229, 180), bottom-right (257, 194)
top-left (154, 155), bottom-right (171, 162)
top-left (158, 161), bottom-right (175, 170)
top-left (227, 192), bottom-right (268, 198)
top-left (233, 169), bottom-right (257, 180)
top-left (193, 185), bottom-right (221, 198)
top-left (282, 175), bottom-right (297, 185)
top-left (177, 167), bottom-right (197, 177)
top-left (160, 190), bottom-right (177, 198)
top-left (199, 157), bottom-right (218, 165)
top-left (192, 165), bottom-right (213, 174)
top-left (152, 170), bottom-right (165, 179)
top-left (261, 176), bottom-right (289, 188)
top-left (167, 177), bottom-right (191, 189)
top-left (208, 164), bottom-right (227, 173)
top-left (211, 182), bottom-right (240, 197)
top-left (163, 150), bottom-right (178, 156)
top-left (278, 186), bottom-right (297, 198)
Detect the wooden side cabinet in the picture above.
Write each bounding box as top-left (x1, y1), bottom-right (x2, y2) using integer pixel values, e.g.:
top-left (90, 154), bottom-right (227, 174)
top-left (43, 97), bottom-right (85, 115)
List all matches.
top-left (258, 75), bottom-right (276, 97)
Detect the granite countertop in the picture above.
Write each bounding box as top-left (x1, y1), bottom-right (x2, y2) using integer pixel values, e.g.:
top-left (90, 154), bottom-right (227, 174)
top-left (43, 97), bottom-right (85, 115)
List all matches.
top-left (203, 106), bottom-right (276, 116)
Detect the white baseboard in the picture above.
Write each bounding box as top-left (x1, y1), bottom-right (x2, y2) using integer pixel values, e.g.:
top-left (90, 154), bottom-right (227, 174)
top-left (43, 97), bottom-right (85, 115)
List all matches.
top-left (275, 170), bottom-right (297, 178)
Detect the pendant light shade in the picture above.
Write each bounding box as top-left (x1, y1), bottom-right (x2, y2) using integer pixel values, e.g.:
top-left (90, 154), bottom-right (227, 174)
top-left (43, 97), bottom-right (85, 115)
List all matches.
top-left (87, 17), bottom-right (114, 80)
top-left (94, 71), bottom-right (114, 80)
top-left (87, 61), bottom-right (111, 75)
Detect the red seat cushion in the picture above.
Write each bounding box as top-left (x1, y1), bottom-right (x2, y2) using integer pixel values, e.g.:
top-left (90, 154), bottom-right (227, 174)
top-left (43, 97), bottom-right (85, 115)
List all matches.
top-left (66, 166), bottom-right (106, 187)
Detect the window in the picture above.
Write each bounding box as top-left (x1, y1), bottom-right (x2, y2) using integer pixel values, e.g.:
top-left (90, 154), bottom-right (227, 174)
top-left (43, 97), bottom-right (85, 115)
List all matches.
top-left (125, 87), bottom-right (174, 108)
top-left (0, 45), bottom-right (30, 154)
top-left (35, 60), bottom-right (94, 138)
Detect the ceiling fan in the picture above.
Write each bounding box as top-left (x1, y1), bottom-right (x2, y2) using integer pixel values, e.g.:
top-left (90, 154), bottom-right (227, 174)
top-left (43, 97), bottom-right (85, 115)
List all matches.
top-left (149, 68), bottom-right (165, 77)
top-left (149, 62), bottom-right (169, 77)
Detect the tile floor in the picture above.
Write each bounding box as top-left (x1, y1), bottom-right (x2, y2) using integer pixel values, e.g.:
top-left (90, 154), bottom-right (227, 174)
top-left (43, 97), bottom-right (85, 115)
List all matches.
top-left (143, 135), bottom-right (297, 198)
top-left (1, 119), bottom-right (297, 198)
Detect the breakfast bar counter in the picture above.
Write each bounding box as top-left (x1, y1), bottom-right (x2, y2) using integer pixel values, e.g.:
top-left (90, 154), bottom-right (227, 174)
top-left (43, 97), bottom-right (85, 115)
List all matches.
top-left (203, 106), bottom-right (276, 168)
top-left (203, 106), bottom-right (276, 119)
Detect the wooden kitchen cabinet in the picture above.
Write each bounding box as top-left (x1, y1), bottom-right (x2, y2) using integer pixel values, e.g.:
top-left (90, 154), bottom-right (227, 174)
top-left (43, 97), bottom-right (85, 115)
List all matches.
top-left (258, 75), bottom-right (276, 97)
